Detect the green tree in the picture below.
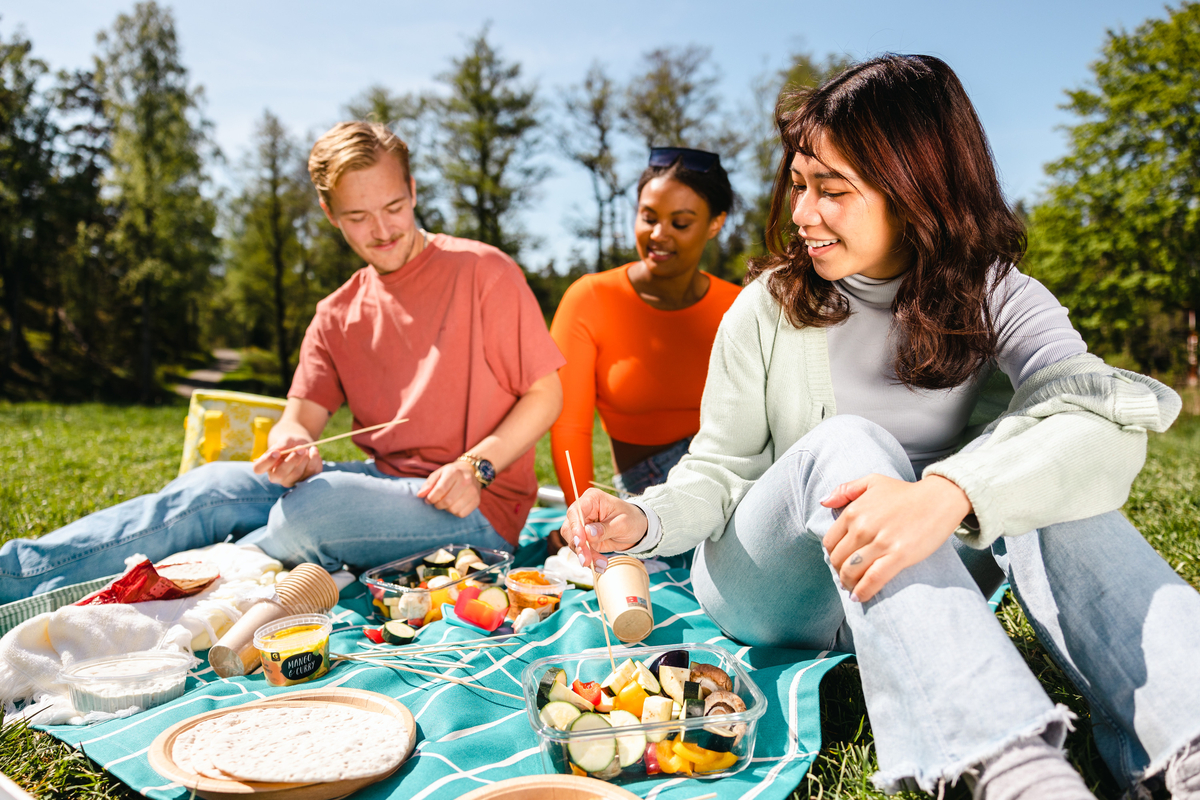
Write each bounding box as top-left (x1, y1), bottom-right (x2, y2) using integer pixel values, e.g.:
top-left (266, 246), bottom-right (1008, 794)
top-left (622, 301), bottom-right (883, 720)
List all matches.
top-left (559, 62), bottom-right (629, 272)
top-left (96, 1), bottom-right (218, 402)
top-left (0, 27), bottom-right (55, 390)
top-left (1025, 2), bottom-right (1200, 383)
top-left (735, 49), bottom-right (853, 272)
top-left (224, 110), bottom-right (310, 390)
top-left (433, 27), bottom-right (542, 256)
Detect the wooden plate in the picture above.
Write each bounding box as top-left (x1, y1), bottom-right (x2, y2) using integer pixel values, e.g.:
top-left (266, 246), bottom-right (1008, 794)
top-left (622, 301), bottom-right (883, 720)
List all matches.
top-left (147, 688), bottom-right (416, 800)
top-left (456, 774), bottom-right (642, 800)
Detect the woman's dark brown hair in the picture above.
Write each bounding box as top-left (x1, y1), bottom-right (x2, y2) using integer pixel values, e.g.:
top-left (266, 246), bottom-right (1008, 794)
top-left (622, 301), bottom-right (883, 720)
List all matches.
top-left (747, 54), bottom-right (1026, 390)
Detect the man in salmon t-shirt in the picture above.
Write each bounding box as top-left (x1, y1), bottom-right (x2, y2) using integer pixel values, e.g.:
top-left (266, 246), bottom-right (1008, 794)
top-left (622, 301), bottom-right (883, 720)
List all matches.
top-left (0, 122), bottom-right (564, 602)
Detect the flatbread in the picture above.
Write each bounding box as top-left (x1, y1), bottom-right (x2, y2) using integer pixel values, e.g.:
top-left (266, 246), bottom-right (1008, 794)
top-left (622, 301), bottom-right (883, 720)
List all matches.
top-left (179, 706), bottom-right (408, 784)
top-left (155, 560), bottom-right (220, 591)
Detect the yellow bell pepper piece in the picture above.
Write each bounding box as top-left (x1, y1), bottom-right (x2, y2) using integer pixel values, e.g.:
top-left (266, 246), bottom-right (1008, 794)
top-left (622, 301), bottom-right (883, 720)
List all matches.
top-left (696, 751), bottom-right (739, 773)
top-left (615, 681), bottom-right (649, 717)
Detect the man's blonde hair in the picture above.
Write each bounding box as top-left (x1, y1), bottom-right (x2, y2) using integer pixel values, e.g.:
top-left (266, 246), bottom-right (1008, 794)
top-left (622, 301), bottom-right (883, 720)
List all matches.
top-left (308, 121), bottom-right (412, 207)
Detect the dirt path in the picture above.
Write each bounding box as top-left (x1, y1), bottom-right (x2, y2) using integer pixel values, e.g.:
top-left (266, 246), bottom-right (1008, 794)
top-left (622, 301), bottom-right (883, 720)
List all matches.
top-left (173, 348), bottom-right (242, 397)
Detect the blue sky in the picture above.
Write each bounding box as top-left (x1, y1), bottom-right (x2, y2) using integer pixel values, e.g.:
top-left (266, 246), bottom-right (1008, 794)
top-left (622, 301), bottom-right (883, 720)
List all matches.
top-left (4, 0), bottom-right (1175, 268)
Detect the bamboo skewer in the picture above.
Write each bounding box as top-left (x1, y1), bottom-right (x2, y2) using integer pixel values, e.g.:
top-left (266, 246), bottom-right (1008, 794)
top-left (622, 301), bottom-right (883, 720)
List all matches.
top-left (589, 480), bottom-right (625, 495)
top-left (277, 418), bottom-right (409, 455)
top-left (343, 642), bottom-right (518, 660)
top-left (333, 656), bottom-right (523, 700)
top-left (565, 450), bottom-right (617, 673)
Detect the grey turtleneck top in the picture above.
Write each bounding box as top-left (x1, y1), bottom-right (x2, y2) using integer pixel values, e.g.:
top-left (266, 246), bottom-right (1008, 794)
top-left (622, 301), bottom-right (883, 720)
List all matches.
top-left (828, 270), bottom-right (1087, 476)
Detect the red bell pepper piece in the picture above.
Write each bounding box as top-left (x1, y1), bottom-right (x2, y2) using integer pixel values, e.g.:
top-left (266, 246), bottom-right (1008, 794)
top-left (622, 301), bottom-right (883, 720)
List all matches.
top-left (454, 589), bottom-right (506, 631)
top-left (363, 626), bottom-right (384, 644)
top-left (572, 680), bottom-right (602, 707)
top-left (644, 742), bottom-right (661, 775)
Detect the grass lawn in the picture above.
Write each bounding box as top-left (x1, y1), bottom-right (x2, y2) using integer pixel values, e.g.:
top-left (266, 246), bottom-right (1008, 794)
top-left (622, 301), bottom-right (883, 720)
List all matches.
top-left (1, 399), bottom-right (1197, 799)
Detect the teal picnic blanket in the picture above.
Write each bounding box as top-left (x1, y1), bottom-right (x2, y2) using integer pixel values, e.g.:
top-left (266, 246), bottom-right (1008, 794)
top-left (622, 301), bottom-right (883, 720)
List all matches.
top-left (37, 574), bottom-right (849, 799)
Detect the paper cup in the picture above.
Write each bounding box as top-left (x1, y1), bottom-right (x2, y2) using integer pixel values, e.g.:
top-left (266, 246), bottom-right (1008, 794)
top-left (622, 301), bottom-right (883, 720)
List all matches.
top-left (595, 556), bottom-right (653, 643)
top-left (275, 563), bottom-right (340, 612)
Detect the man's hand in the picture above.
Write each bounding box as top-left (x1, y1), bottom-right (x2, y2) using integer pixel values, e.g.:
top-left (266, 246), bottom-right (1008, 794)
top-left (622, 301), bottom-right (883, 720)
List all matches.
top-left (253, 442), bottom-right (323, 488)
top-left (821, 474), bottom-right (972, 603)
top-left (417, 461), bottom-right (483, 517)
top-left (560, 488), bottom-right (650, 571)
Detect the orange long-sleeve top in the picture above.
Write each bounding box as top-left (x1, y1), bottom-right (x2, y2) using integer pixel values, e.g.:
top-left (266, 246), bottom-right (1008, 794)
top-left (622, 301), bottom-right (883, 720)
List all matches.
top-left (549, 264), bottom-right (741, 503)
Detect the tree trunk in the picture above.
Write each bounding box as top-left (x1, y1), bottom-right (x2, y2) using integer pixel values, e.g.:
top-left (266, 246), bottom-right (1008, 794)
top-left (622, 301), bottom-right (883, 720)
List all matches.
top-left (139, 278), bottom-right (154, 404)
top-left (1187, 307), bottom-right (1198, 387)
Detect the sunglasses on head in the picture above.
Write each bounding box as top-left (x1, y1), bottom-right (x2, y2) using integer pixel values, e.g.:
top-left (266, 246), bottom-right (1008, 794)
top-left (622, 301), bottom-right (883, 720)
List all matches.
top-left (648, 147), bottom-right (721, 173)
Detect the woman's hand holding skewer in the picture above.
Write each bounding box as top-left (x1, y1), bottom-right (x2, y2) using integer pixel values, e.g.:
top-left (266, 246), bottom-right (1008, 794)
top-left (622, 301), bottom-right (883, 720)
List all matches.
top-left (562, 488), bottom-right (649, 571)
top-left (821, 474), bottom-right (973, 603)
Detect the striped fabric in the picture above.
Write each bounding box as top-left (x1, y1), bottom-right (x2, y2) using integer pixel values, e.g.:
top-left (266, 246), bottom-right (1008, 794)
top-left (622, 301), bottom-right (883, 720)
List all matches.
top-left (0, 575), bottom-right (117, 636)
top-left (37, 569), bottom-right (849, 800)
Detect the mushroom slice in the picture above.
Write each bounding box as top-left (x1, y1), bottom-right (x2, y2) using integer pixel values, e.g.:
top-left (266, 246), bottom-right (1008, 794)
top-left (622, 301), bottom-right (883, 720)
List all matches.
top-left (690, 663), bottom-right (733, 695)
top-left (703, 690), bottom-right (746, 716)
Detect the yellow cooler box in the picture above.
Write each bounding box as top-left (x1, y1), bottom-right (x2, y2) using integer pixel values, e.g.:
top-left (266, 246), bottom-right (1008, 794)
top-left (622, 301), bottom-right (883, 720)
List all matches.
top-left (179, 389), bottom-right (288, 476)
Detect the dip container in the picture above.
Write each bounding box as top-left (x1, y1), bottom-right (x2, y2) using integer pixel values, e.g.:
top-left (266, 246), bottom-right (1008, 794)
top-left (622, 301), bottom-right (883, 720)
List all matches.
top-left (522, 643), bottom-right (766, 784)
top-left (360, 544), bottom-right (512, 624)
top-left (59, 651), bottom-right (198, 715)
top-left (253, 613), bottom-right (332, 687)
top-left (505, 569), bottom-right (567, 620)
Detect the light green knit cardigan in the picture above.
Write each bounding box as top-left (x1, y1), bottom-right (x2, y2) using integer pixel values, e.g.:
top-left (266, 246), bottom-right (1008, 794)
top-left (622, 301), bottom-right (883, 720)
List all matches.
top-left (636, 277), bottom-right (1182, 557)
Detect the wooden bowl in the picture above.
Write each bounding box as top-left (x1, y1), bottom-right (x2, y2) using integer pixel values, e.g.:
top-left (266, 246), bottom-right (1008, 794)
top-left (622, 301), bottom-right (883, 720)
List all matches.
top-left (456, 774), bottom-right (643, 800)
top-left (147, 687), bottom-right (415, 800)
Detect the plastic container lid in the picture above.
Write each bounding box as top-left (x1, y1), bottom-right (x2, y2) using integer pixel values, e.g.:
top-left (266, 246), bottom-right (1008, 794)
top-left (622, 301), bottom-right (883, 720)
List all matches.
top-left (505, 570), bottom-right (568, 596)
top-left (58, 650), bottom-right (198, 715)
top-left (253, 613), bottom-right (332, 651)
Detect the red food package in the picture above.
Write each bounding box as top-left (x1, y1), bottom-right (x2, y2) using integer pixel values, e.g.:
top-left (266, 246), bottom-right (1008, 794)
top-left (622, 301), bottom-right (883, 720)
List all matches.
top-left (75, 559), bottom-right (219, 606)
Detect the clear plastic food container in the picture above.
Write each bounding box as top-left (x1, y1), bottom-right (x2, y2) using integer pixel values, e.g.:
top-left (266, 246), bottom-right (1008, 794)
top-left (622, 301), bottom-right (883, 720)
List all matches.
top-left (522, 643), bottom-right (766, 783)
top-left (58, 650), bottom-right (198, 715)
top-left (505, 569), bottom-right (568, 620)
top-left (359, 544), bottom-right (512, 624)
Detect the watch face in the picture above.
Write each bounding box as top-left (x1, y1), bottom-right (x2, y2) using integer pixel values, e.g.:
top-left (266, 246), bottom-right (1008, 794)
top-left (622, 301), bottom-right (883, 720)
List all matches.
top-left (478, 459), bottom-right (496, 484)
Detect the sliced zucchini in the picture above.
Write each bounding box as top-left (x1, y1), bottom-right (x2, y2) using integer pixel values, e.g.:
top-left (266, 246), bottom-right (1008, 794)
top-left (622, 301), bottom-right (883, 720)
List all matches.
top-left (683, 680), bottom-right (708, 701)
top-left (685, 723), bottom-right (738, 753)
top-left (595, 690), bottom-right (615, 713)
top-left (539, 700), bottom-right (583, 731)
top-left (680, 698), bottom-right (705, 721)
top-left (567, 713), bottom-right (616, 773)
top-left (537, 668), bottom-right (568, 708)
top-left (423, 548), bottom-right (455, 568)
top-left (381, 620), bottom-right (417, 645)
top-left (607, 709), bottom-right (647, 768)
top-left (600, 658), bottom-right (638, 694)
top-left (477, 586), bottom-right (509, 610)
top-left (422, 566), bottom-right (453, 579)
top-left (634, 661), bottom-right (660, 695)
top-left (548, 680), bottom-right (595, 711)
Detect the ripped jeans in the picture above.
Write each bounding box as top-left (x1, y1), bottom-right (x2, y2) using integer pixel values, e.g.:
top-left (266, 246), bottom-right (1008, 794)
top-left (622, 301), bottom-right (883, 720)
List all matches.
top-left (691, 415), bottom-right (1200, 793)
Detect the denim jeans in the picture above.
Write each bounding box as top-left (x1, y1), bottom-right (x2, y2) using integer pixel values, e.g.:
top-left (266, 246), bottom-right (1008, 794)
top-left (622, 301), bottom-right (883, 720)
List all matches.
top-left (691, 415), bottom-right (1200, 793)
top-left (613, 437), bottom-right (693, 571)
top-left (0, 461), bottom-right (512, 604)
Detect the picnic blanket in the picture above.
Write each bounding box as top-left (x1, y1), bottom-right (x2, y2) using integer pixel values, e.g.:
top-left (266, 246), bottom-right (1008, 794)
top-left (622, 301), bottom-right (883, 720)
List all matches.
top-left (35, 568), bottom-right (851, 800)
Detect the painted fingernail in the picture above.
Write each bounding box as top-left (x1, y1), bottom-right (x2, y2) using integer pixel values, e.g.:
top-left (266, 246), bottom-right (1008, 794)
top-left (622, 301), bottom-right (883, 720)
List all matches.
top-left (849, 592), bottom-right (861, 603)
top-left (595, 557), bottom-right (607, 572)
top-left (577, 552), bottom-right (587, 566)
top-left (585, 523), bottom-right (601, 538)
top-left (819, 493), bottom-right (832, 504)
top-left (573, 536), bottom-right (580, 548)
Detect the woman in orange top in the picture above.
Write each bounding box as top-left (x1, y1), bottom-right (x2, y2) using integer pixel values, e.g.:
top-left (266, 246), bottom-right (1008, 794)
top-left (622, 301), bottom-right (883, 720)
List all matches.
top-left (550, 148), bottom-right (740, 510)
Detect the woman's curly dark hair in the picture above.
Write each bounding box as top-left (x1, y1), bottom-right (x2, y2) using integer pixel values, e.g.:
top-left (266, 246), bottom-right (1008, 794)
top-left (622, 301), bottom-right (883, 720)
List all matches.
top-left (747, 54), bottom-right (1026, 390)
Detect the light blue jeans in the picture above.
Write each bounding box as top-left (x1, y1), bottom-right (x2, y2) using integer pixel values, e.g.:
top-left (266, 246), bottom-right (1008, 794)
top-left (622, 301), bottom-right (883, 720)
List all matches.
top-left (691, 415), bottom-right (1200, 793)
top-left (0, 461), bottom-right (512, 604)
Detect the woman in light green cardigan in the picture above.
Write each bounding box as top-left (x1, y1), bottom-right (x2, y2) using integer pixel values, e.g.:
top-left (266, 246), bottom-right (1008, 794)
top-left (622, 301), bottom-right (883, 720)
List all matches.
top-left (565, 55), bottom-right (1200, 800)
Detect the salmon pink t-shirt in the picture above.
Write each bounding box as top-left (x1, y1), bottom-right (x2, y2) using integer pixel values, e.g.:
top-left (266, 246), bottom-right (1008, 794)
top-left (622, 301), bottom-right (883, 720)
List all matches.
top-left (289, 234), bottom-right (565, 546)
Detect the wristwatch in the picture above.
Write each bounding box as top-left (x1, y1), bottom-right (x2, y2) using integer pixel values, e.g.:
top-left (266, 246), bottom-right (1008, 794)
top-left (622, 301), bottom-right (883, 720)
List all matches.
top-left (457, 454), bottom-right (496, 487)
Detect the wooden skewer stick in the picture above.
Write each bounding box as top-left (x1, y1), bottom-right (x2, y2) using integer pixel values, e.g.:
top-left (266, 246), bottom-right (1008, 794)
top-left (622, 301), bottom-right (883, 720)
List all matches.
top-left (680, 794), bottom-right (718, 800)
top-left (589, 480), bottom-right (624, 494)
top-left (565, 450), bottom-right (617, 673)
top-left (335, 657), bottom-right (523, 700)
top-left (350, 639), bottom-right (521, 657)
top-left (277, 418), bottom-right (409, 455)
